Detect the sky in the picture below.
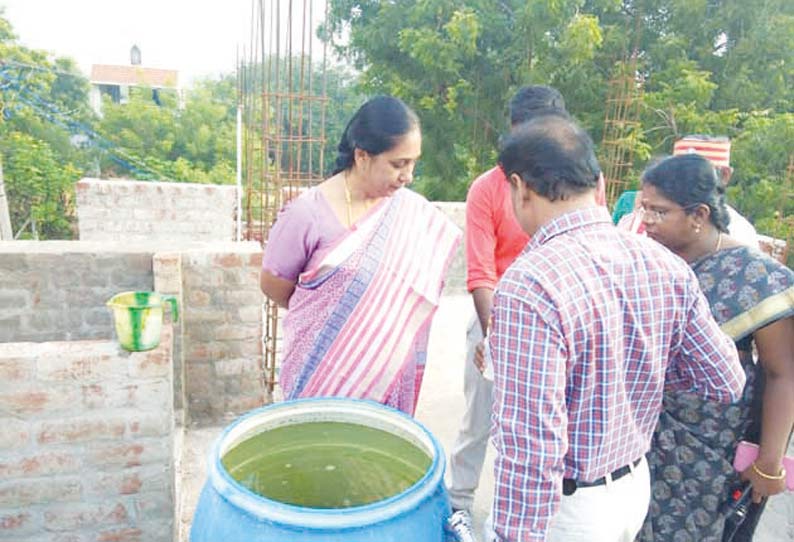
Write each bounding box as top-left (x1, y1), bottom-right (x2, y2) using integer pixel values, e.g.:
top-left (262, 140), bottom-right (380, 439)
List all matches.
top-left (1, 0), bottom-right (328, 86)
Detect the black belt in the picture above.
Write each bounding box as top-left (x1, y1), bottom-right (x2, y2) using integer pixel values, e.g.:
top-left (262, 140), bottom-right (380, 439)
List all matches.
top-left (562, 457), bottom-right (642, 496)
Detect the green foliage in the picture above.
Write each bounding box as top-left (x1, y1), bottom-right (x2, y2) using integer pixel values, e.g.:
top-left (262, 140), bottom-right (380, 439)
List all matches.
top-left (1, 10), bottom-right (245, 238)
top-left (327, 0), bottom-right (794, 257)
top-left (0, 9), bottom-right (93, 238)
top-left (1, 131), bottom-right (79, 239)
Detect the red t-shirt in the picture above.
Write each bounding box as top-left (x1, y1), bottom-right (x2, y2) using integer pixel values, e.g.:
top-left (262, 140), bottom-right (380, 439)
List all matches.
top-left (465, 167), bottom-right (530, 292)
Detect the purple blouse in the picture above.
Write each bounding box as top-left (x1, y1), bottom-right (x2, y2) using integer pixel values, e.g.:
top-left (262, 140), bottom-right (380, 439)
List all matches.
top-left (261, 187), bottom-right (347, 281)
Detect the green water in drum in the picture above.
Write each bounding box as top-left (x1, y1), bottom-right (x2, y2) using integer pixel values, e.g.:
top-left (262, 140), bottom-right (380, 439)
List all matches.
top-left (221, 421), bottom-right (432, 508)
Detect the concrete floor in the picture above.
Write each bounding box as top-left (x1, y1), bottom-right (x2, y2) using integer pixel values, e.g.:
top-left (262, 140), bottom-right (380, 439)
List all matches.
top-left (177, 294), bottom-right (794, 541)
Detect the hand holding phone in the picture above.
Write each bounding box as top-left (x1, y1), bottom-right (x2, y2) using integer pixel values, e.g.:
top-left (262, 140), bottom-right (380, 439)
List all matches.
top-left (733, 441), bottom-right (794, 492)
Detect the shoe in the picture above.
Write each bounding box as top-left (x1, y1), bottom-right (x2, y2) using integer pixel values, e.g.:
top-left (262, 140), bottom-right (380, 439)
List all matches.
top-left (447, 509), bottom-right (475, 541)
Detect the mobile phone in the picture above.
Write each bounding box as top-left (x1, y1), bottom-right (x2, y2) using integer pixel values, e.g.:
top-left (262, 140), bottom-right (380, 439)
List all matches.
top-left (733, 440), bottom-right (794, 491)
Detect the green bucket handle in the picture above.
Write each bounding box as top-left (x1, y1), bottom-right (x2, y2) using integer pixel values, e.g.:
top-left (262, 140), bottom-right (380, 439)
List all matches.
top-left (163, 294), bottom-right (179, 323)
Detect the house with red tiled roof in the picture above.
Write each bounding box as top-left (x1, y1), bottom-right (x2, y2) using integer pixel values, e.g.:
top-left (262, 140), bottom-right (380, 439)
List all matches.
top-left (89, 46), bottom-right (183, 115)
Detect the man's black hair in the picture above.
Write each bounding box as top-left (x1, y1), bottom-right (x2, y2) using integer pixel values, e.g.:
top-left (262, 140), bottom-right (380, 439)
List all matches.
top-left (499, 115), bottom-right (601, 201)
top-left (509, 85), bottom-right (567, 126)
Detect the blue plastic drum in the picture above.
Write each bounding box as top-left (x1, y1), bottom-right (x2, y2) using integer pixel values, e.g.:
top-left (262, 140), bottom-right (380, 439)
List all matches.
top-left (190, 398), bottom-right (453, 541)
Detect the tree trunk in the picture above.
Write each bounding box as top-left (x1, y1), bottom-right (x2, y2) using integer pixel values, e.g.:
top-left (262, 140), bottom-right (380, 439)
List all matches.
top-left (0, 158), bottom-right (13, 241)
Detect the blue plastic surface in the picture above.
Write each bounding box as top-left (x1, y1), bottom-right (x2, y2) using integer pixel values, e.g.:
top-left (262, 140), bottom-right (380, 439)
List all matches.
top-left (190, 398), bottom-right (453, 542)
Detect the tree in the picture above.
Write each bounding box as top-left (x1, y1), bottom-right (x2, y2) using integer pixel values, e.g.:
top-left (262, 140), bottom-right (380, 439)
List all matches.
top-left (326, 0), bottom-right (617, 200)
top-left (0, 8), bottom-right (92, 238)
top-left (95, 77), bottom-right (240, 184)
top-left (327, 0), bottom-right (794, 257)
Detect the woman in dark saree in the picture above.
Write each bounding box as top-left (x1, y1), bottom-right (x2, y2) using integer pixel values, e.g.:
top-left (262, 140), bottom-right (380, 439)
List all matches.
top-left (638, 154), bottom-right (794, 542)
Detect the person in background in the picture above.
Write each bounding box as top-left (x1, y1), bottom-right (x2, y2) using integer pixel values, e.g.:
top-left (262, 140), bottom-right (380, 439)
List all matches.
top-left (447, 85), bottom-right (568, 522)
top-left (488, 115), bottom-right (745, 542)
top-left (638, 153), bottom-right (794, 542)
top-left (618, 136), bottom-right (759, 246)
top-left (259, 95), bottom-right (461, 415)
top-left (672, 135), bottom-right (758, 247)
top-left (611, 189), bottom-right (640, 225)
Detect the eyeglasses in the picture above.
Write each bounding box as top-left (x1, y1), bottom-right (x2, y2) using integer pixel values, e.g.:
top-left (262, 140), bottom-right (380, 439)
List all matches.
top-left (639, 203), bottom-right (700, 223)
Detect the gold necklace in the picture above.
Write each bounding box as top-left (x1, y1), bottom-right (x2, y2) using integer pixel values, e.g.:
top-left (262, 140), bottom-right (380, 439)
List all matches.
top-left (715, 231), bottom-right (723, 252)
top-left (343, 173), bottom-right (353, 227)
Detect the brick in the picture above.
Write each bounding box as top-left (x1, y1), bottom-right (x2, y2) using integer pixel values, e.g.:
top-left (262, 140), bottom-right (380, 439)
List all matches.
top-left (0, 387), bottom-right (80, 418)
top-left (37, 417), bottom-right (127, 445)
top-left (225, 395), bottom-right (266, 414)
top-left (237, 305), bottom-right (262, 324)
top-left (127, 346), bottom-right (171, 380)
top-left (95, 527), bottom-right (143, 542)
top-left (152, 253), bottom-right (181, 294)
top-left (185, 289), bottom-right (211, 307)
top-left (214, 254), bottom-right (243, 268)
top-left (228, 340), bottom-right (263, 359)
top-left (0, 290), bottom-right (31, 309)
top-left (239, 376), bottom-right (267, 395)
top-left (186, 339), bottom-right (263, 361)
top-left (0, 450), bottom-right (81, 479)
top-left (27, 310), bottom-right (59, 333)
top-left (85, 308), bottom-right (111, 327)
top-left (212, 324), bottom-right (260, 341)
top-left (214, 357), bottom-right (258, 377)
top-left (84, 442), bottom-right (144, 469)
top-left (0, 356), bottom-right (35, 384)
top-left (127, 413), bottom-right (172, 438)
top-left (87, 465), bottom-right (171, 499)
top-left (82, 380), bottom-right (171, 411)
top-left (184, 343), bottom-right (216, 361)
top-left (43, 502), bottom-right (129, 532)
top-left (184, 307), bottom-right (225, 324)
top-left (0, 316), bottom-right (23, 340)
top-left (37, 350), bottom-right (120, 382)
top-left (248, 252), bottom-right (263, 267)
top-left (0, 510), bottom-right (35, 536)
top-left (0, 478), bottom-right (82, 507)
top-left (0, 418), bottom-right (31, 450)
top-left (184, 363), bottom-right (214, 395)
top-left (225, 282), bottom-right (264, 300)
top-left (133, 495), bottom-right (174, 523)
top-left (49, 533), bottom-right (91, 542)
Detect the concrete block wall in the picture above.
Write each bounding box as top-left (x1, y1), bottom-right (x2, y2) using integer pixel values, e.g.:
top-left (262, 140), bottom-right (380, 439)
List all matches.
top-left (76, 178), bottom-right (238, 243)
top-left (0, 329), bottom-right (175, 542)
top-left (180, 243), bottom-right (268, 422)
top-left (0, 241), bottom-right (154, 343)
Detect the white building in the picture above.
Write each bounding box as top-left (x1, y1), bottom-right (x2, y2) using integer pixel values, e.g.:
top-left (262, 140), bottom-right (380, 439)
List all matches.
top-left (89, 46), bottom-right (182, 115)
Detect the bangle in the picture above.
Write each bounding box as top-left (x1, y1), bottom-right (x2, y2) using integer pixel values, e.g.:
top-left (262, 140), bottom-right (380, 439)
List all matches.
top-left (751, 461), bottom-right (786, 481)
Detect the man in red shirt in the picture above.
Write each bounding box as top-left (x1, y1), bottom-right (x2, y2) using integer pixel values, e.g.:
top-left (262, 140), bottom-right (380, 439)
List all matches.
top-left (447, 86), bottom-right (568, 519)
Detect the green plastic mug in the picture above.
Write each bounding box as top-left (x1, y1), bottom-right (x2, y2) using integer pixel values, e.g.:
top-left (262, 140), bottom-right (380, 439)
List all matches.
top-left (106, 291), bottom-right (179, 352)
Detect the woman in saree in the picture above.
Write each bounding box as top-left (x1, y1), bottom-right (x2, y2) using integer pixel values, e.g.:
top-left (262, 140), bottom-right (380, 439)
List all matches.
top-left (259, 96), bottom-right (461, 415)
top-left (638, 153), bottom-right (794, 541)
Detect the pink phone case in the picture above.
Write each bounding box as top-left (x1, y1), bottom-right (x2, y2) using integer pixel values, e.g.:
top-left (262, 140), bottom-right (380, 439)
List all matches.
top-left (733, 440), bottom-right (794, 491)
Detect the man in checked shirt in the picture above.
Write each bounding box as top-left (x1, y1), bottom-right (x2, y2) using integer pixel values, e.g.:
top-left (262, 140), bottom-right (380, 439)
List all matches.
top-left (486, 115), bottom-right (745, 541)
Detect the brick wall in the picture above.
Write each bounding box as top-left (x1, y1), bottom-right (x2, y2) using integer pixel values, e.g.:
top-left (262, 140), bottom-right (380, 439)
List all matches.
top-left (180, 244), bottom-right (268, 422)
top-left (0, 241), bottom-right (154, 343)
top-left (0, 240), bottom-right (268, 424)
top-left (76, 178), bottom-right (237, 243)
top-left (0, 330), bottom-right (175, 542)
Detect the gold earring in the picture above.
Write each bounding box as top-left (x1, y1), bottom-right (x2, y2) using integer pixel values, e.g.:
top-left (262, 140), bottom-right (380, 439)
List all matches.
top-left (694, 224), bottom-right (702, 234)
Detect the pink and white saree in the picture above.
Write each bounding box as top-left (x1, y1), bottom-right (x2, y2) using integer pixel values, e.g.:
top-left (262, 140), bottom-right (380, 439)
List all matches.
top-left (279, 188), bottom-right (461, 414)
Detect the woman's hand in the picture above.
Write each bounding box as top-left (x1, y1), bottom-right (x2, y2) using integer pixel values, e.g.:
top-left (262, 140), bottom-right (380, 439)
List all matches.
top-left (740, 461), bottom-right (787, 503)
top-left (750, 317), bottom-right (794, 503)
top-left (473, 340), bottom-right (486, 373)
